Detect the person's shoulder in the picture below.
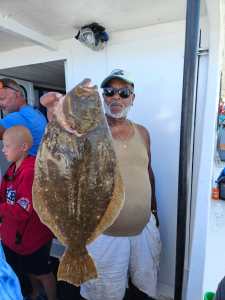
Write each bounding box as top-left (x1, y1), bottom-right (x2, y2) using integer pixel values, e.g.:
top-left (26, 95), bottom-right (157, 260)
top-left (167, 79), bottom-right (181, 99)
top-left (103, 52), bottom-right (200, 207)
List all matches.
top-left (133, 122), bottom-right (150, 140)
top-left (21, 105), bottom-right (46, 120)
top-left (132, 122), bottom-right (151, 151)
top-left (21, 105), bottom-right (36, 114)
top-left (22, 156), bottom-right (35, 167)
top-left (0, 112), bottom-right (23, 130)
top-left (6, 111), bottom-right (20, 117)
top-left (134, 123), bottom-right (149, 133)
top-left (19, 157), bottom-right (35, 176)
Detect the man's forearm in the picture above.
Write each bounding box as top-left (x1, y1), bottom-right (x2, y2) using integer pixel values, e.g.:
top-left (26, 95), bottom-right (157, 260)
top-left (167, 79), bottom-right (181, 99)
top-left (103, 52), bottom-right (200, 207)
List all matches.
top-left (149, 166), bottom-right (157, 211)
top-left (149, 167), bottom-right (159, 226)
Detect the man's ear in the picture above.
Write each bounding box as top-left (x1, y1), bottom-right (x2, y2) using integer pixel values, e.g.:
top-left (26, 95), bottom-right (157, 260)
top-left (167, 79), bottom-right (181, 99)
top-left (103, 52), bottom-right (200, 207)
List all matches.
top-left (16, 90), bottom-right (23, 99)
top-left (22, 142), bottom-right (30, 152)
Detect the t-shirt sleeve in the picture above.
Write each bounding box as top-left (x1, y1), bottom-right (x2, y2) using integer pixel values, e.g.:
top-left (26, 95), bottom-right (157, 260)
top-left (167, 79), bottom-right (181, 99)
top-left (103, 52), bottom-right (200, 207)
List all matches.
top-left (0, 113), bottom-right (22, 129)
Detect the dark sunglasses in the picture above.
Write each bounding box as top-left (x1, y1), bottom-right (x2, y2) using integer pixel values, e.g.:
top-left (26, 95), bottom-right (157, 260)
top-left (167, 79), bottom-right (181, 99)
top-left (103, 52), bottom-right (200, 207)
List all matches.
top-left (103, 87), bottom-right (133, 99)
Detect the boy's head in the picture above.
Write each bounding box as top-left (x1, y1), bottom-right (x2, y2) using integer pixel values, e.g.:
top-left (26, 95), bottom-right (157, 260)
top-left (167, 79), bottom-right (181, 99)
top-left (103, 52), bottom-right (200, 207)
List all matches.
top-left (2, 126), bottom-right (33, 162)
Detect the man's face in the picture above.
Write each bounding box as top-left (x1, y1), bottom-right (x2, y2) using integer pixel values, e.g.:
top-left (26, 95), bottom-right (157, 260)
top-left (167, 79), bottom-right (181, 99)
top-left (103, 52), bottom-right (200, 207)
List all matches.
top-left (103, 79), bottom-right (134, 119)
top-left (0, 88), bottom-right (19, 114)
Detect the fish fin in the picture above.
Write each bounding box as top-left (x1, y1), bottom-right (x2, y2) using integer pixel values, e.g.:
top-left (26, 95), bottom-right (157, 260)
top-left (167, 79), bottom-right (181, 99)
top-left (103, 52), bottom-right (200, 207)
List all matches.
top-left (87, 166), bottom-right (125, 244)
top-left (57, 247), bottom-right (97, 286)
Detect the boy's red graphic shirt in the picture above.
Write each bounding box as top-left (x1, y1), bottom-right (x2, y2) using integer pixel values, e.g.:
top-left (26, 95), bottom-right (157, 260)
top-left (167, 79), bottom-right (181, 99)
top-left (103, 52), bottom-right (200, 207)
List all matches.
top-left (0, 156), bottom-right (53, 255)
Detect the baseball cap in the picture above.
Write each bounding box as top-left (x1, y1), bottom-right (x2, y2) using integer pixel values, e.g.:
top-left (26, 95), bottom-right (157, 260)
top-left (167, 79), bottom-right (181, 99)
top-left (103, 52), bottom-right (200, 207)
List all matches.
top-left (100, 69), bottom-right (134, 88)
top-left (0, 78), bottom-right (27, 98)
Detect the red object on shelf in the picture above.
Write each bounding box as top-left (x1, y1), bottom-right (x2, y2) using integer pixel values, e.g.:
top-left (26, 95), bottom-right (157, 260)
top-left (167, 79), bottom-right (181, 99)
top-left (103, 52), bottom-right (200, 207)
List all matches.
top-left (212, 187), bottom-right (220, 200)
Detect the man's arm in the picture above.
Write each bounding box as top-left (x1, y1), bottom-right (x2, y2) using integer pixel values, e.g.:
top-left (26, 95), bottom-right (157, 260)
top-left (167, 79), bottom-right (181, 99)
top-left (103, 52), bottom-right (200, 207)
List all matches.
top-left (137, 124), bottom-right (159, 226)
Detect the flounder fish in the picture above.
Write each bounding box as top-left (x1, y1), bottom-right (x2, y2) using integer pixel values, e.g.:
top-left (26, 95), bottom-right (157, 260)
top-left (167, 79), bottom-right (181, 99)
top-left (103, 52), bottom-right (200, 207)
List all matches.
top-left (32, 79), bottom-right (124, 286)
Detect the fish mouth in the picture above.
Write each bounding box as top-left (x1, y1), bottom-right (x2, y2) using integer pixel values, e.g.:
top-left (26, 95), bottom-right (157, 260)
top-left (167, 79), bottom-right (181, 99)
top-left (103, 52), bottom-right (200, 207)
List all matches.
top-left (75, 79), bottom-right (98, 97)
top-left (40, 92), bottom-right (63, 108)
top-left (54, 79), bottom-right (99, 135)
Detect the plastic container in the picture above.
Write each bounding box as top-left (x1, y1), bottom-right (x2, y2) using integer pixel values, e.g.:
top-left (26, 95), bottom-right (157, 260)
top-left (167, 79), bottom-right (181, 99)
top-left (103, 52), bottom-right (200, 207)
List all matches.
top-left (212, 186), bottom-right (220, 200)
top-left (204, 291), bottom-right (215, 300)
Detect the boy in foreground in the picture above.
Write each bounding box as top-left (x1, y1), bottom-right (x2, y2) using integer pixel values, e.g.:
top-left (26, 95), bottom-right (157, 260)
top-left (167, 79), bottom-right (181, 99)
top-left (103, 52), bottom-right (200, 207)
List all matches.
top-left (0, 125), bottom-right (57, 300)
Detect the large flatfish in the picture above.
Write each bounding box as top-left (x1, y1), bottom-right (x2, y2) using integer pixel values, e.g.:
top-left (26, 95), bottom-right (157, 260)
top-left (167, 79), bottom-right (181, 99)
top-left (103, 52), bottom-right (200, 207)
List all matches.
top-left (32, 79), bottom-right (124, 286)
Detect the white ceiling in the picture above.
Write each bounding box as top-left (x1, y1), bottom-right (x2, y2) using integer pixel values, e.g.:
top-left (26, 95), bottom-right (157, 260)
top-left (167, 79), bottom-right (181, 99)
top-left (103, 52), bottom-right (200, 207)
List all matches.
top-left (0, 1), bottom-right (207, 91)
top-left (0, 0), bottom-right (206, 52)
top-left (0, 29), bottom-right (33, 52)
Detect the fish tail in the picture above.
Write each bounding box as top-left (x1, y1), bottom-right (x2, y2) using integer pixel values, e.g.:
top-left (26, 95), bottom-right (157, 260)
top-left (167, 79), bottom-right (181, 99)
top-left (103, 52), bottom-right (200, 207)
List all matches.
top-left (57, 247), bottom-right (97, 286)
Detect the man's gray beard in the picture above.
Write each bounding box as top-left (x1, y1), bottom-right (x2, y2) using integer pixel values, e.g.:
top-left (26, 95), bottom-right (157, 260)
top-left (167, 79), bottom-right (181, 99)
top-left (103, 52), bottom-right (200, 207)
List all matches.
top-left (104, 102), bottom-right (132, 119)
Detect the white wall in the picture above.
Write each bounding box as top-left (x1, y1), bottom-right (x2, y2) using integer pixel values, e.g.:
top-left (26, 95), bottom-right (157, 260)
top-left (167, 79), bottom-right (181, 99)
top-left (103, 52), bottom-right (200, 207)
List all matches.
top-left (66, 22), bottom-right (187, 298)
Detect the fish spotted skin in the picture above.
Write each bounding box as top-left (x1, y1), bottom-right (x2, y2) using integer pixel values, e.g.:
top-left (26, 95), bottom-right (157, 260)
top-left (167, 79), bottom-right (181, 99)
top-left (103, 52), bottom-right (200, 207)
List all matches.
top-left (32, 80), bottom-right (124, 286)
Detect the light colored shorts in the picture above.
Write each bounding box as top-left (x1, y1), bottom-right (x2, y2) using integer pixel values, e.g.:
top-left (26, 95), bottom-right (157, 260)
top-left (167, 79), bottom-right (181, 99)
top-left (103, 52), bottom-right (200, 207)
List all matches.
top-left (80, 214), bottom-right (161, 300)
